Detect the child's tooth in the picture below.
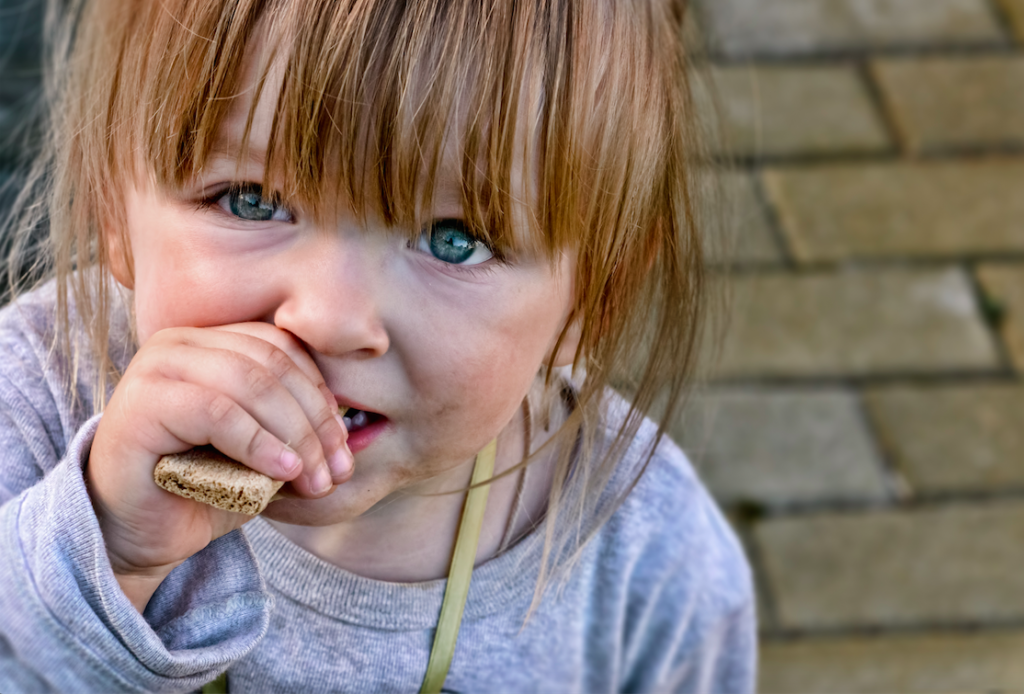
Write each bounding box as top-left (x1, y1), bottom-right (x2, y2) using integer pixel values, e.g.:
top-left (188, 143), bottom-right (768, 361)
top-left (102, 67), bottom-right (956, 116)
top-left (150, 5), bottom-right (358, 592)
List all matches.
top-left (352, 410), bottom-right (369, 428)
top-left (342, 415), bottom-right (353, 429)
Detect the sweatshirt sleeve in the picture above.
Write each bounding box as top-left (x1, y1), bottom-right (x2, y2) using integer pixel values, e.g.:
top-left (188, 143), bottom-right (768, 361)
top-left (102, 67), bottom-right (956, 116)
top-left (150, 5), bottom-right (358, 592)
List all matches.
top-left (619, 513), bottom-right (758, 694)
top-left (0, 390), bottom-right (273, 692)
top-left (660, 594), bottom-right (758, 694)
top-left (611, 426), bottom-right (758, 694)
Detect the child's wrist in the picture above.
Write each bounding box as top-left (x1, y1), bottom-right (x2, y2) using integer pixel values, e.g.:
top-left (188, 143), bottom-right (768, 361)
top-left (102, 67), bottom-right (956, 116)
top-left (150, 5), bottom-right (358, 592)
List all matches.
top-left (112, 564), bottom-right (180, 614)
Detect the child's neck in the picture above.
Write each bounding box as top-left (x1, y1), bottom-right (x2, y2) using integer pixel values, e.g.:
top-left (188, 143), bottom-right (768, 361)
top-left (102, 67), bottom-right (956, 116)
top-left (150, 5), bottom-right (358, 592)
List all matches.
top-left (266, 388), bottom-right (565, 583)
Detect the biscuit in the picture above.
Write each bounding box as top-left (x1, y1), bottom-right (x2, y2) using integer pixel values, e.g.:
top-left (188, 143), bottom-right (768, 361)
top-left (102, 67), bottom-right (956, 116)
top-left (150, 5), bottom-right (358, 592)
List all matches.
top-left (153, 446), bottom-right (285, 515)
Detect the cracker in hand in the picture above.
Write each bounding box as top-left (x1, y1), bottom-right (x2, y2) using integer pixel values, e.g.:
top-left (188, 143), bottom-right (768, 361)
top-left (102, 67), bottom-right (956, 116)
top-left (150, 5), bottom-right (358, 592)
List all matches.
top-left (153, 447), bottom-right (285, 515)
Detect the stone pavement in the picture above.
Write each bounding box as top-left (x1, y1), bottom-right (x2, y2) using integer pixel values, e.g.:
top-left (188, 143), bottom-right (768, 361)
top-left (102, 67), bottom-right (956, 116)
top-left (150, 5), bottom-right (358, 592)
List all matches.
top-left (686, 0), bottom-right (1024, 691)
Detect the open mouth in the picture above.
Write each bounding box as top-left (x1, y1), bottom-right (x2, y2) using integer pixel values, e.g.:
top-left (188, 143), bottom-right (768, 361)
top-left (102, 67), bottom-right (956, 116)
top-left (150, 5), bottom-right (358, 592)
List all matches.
top-left (341, 407), bottom-right (385, 434)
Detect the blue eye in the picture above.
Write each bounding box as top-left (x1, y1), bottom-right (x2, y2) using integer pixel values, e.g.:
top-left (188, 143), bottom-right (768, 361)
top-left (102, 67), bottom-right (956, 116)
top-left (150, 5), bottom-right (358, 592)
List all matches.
top-left (220, 185), bottom-right (293, 222)
top-left (417, 220), bottom-right (494, 266)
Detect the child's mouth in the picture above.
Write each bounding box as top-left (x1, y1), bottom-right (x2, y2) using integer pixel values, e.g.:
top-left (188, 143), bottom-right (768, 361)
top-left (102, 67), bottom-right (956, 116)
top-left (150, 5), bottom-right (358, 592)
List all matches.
top-left (342, 408), bottom-right (385, 434)
top-left (340, 407), bottom-right (389, 454)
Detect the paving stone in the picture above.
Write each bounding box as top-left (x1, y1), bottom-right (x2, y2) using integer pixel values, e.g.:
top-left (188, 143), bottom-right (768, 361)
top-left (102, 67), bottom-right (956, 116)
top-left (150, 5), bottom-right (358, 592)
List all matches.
top-left (706, 172), bottom-right (781, 265)
top-left (677, 388), bottom-right (889, 506)
top-left (977, 264), bottom-right (1024, 371)
top-left (761, 630), bottom-right (1024, 693)
top-left (765, 160), bottom-right (1024, 262)
top-left (874, 55), bottom-right (1024, 153)
top-left (756, 502), bottom-right (1024, 629)
top-left (704, 65), bottom-right (890, 159)
top-left (714, 267), bottom-right (999, 379)
top-left (693, 0), bottom-right (1005, 58)
top-left (865, 383), bottom-right (1024, 495)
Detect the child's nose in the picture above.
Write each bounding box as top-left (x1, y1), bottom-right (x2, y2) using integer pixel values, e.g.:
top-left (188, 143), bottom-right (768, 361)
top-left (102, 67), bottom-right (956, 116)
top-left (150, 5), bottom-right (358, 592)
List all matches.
top-left (270, 236), bottom-right (389, 358)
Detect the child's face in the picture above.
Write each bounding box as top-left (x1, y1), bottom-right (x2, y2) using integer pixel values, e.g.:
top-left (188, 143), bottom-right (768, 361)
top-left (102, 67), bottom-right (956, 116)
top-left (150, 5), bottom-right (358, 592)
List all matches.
top-left (113, 63), bottom-right (579, 525)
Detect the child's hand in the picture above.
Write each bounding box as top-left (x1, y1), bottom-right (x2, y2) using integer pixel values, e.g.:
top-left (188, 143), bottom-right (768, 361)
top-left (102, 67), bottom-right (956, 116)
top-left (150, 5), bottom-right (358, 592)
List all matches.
top-left (86, 322), bottom-right (353, 611)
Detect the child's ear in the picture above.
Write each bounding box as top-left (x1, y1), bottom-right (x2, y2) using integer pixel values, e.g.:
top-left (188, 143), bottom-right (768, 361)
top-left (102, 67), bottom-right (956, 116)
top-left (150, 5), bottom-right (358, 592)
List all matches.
top-left (548, 313), bottom-right (583, 369)
top-left (104, 222), bottom-right (135, 290)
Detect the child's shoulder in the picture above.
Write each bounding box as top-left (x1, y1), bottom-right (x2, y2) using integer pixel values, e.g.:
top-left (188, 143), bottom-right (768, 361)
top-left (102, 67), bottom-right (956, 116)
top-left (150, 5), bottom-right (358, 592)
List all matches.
top-left (594, 388), bottom-right (753, 608)
top-left (0, 281), bottom-right (59, 343)
top-left (0, 278), bottom-right (128, 428)
top-left (597, 388), bottom-right (719, 513)
top-left (0, 275), bottom-right (132, 376)
top-left (0, 281), bottom-right (68, 394)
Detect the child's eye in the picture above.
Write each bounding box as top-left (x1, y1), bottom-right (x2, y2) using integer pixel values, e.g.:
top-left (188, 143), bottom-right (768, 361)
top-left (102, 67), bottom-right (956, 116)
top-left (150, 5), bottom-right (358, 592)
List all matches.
top-left (218, 184), bottom-right (293, 223)
top-left (416, 220), bottom-right (494, 266)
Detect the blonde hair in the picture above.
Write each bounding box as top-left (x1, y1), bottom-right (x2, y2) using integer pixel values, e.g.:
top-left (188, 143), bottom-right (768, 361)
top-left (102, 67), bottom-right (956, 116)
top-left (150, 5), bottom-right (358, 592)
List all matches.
top-left (8, 0), bottom-right (714, 603)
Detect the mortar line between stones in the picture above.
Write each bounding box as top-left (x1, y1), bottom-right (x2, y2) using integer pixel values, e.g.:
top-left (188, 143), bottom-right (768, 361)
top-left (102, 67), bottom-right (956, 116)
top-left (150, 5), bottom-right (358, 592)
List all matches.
top-left (763, 618), bottom-right (1024, 642)
top-left (965, 260), bottom-right (1018, 372)
top-left (987, 0), bottom-right (1020, 44)
top-left (704, 41), bottom-right (1016, 66)
top-left (745, 166), bottom-right (796, 270)
top-left (719, 254), bottom-right (1024, 275)
top-left (708, 370), bottom-right (1019, 389)
top-left (917, 141), bottom-right (1024, 159)
top-left (713, 150), bottom-right (899, 168)
top-left (751, 488), bottom-right (1024, 521)
top-left (856, 59), bottom-right (907, 158)
top-left (718, 142), bottom-right (1024, 168)
top-left (700, 376), bottom-right (1016, 393)
top-left (851, 387), bottom-right (913, 504)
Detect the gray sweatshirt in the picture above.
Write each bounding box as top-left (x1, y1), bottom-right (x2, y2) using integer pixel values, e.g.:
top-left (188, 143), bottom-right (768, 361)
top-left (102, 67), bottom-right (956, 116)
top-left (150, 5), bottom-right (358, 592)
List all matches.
top-left (0, 282), bottom-right (756, 693)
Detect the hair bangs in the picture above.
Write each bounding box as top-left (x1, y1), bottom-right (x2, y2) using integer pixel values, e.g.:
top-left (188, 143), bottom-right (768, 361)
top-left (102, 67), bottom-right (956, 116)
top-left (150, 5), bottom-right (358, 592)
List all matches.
top-left (114, 0), bottom-right (562, 259)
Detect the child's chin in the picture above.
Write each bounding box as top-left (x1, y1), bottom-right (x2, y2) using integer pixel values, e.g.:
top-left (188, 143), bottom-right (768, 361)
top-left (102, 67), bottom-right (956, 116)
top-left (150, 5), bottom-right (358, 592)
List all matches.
top-left (261, 493), bottom-right (357, 526)
top-left (260, 487), bottom-right (380, 528)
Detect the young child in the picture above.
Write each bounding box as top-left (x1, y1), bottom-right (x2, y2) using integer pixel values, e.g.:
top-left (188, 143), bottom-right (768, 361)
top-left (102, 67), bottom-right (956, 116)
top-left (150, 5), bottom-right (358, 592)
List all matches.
top-left (0, 0), bottom-right (755, 691)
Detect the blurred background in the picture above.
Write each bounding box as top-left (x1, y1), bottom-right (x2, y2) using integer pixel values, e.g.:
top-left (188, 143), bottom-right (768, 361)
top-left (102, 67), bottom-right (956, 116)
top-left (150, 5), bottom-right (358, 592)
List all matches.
top-left (682, 0), bottom-right (1024, 692)
top-left (3, 0), bottom-right (1024, 692)
top-left (0, 0), bottom-right (43, 215)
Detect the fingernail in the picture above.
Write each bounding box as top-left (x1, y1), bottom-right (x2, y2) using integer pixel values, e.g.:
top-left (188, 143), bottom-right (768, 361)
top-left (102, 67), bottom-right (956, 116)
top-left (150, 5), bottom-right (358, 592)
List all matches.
top-left (312, 465), bottom-right (333, 495)
top-left (328, 448), bottom-right (353, 478)
top-left (279, 447), bottom-right (301, 475)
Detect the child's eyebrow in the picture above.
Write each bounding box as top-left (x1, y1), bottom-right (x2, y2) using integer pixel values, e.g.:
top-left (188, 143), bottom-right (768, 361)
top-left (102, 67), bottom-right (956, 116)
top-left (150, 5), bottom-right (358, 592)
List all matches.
top-left (207, 136), bottom-right (268, 170)
top-left (209, 145), bottom-right (268, 168)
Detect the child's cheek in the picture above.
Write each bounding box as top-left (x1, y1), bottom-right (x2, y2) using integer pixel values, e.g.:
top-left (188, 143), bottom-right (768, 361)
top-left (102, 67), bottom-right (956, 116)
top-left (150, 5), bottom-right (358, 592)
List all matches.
top-left (415, 269), bottom-right (573, 450)
top-left (433, 331), bottom-right (545, 444)
top-left (133, 270), bottom-right (254, 345)
top-left (133, 241), bottom-right (278, 345)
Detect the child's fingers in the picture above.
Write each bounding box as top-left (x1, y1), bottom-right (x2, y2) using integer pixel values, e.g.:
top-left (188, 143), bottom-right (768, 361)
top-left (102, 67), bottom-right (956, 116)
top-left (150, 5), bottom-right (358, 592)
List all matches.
top-left (149, 326), bottom-right (352, 482)
top-left (204, 325), bottom-right (353, 481)
top-left (211, 323), bottom-right (338, 414)
top-left (153, 342), bottom-right (351, 489)
top-left (153, 379), bottom-right (328, 497)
